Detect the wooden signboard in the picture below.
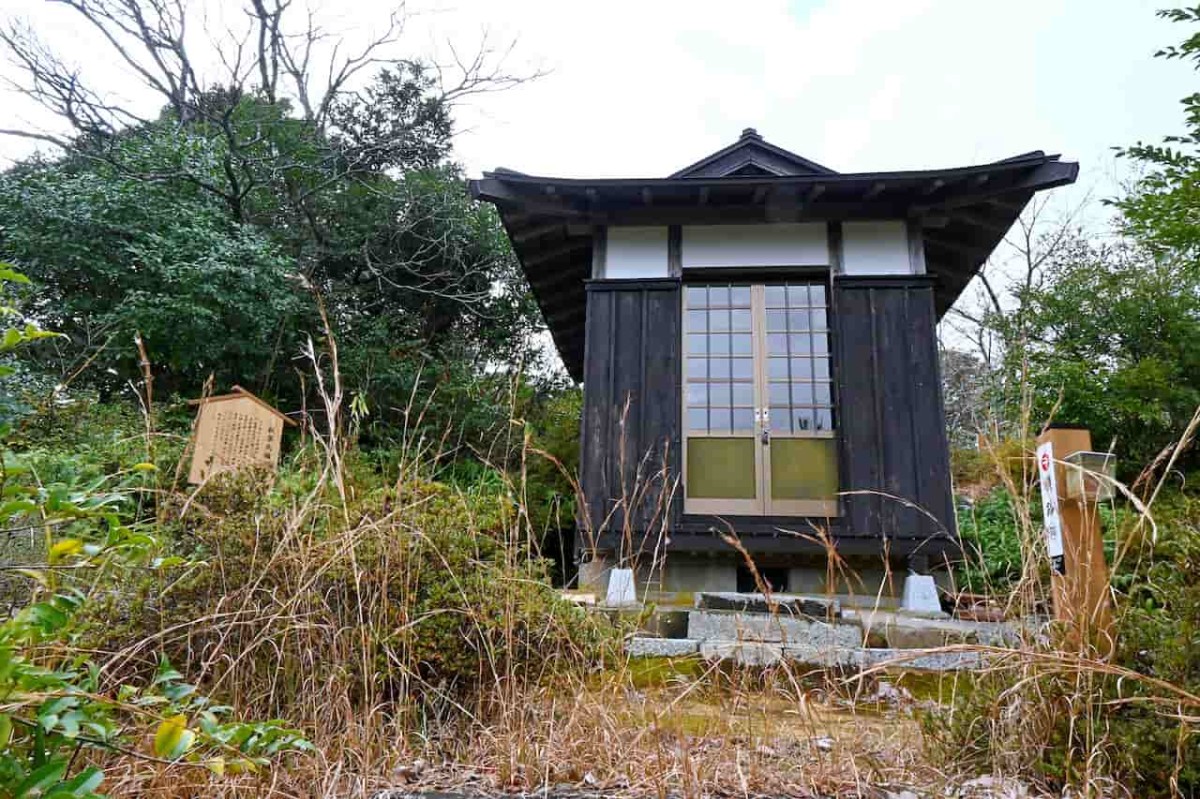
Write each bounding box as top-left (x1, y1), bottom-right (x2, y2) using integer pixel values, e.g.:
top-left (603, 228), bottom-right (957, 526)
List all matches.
top-left (1035, 426), bottom-right (1115, 658)
top-left (187, 386), bottom-right (296, 484)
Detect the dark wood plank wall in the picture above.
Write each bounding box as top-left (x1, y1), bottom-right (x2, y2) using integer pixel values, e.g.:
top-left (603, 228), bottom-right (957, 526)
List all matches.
top-left (578, 274), bottom-right (956, 559)
top-left (833, 276), bottom-right (956, 542)
top-left (578, 279), bottom-right (682, 556)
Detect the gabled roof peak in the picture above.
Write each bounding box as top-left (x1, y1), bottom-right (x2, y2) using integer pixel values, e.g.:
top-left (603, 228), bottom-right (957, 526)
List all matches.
top-left (671, 129), bottom-right (837, 179)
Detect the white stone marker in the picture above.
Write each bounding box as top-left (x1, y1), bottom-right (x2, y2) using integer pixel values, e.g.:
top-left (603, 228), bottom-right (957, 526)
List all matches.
top-left (605, 567), bottom-right (637, 607)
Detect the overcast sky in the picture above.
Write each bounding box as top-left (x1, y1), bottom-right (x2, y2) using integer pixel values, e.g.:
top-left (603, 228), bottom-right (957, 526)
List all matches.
top-left (1, 0), bottom-right (1193, 194)
top-left (438, 0), bottom-right (1192, 211)
top-left (0, 0), bottom-right (1193, 328)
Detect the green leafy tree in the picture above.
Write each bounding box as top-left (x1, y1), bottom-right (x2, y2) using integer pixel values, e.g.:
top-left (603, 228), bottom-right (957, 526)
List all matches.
top-left (1013, 235), bottom-right (1200, 470)
top-left (0, 2), bottom-right (544, 408)
top-left (0, 155), bottom-right (307, 397)
top-left (1118, 7), bottom-right (1200, 257)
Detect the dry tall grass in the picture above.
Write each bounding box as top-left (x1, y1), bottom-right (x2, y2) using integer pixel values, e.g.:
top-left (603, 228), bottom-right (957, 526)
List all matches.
top-left (70, 339), bottom-right (946, 799)
top-left (53, 327), bottom-right (1197, 799)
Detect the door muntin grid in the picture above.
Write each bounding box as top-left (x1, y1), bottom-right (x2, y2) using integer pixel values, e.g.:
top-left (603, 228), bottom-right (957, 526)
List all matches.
top-left (685, 284), bottom-right (756, 436)
top-left (683, 280), bottom-right (838, 515)
top-left (762, 283), bottom-right (835, 437)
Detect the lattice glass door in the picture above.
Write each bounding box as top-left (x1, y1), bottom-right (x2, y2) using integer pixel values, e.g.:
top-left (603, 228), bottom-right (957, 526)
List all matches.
top-left (683, 283), bottom-right (762, 514)
top-left (683, 280), bottom-right (838, 517)
top-left (760, 283), bottom-right (838, 516)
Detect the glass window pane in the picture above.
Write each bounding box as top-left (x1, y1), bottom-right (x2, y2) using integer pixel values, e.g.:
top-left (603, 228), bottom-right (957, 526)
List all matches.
top-left (769, 406), bottom-right (791, 433)
top-left (710, 334), bottom-right (730, 355)
top-left (709, 308), bottom-right (730, 332)
top-left (768, 357), bottom-right (789, 379)
top-left (814, 383), bottom-right (832, 404)
top-left (732, 383), bottom-right (754, 406)
top-left (791, 357), bottom-right (813, 379)
top-left (687, 408), bottom-right (707, 431)
top-left (732, 408), bottom-right (755, 432)
top-left (790, 334), bottom-right (811, 354)
top-left (765, 285), bottom-right (786, 307)
top-left (709, 408), bottom-right (731, 433)
top-left (810, 309), bottom-right (827, 329)
top-left (768, 383), bottom-right (790, 404)
top-left (793, 408), bottom-right (814, 432)
top-left (770, 438), bottom-right (837, 500)
top-left (687, 310), bottom-right (707, 333)
top-left (787, 284), bottom-right (809, 306)
top-left (686, 286), bottom-right (707, 308)
top-left (731, 358), bottom-right (753, 379)
top-left (730, 333), bottom-right (752, 355)
top-left (687, 438), bottom-right (756, 498)
top-left (766, 310), bottom-right (787, 332)
top-left (812, 359), bottom-right (829, 379)
top-left (687, 357), bottom-right (708, 379)
top-left (708, 382), bottom-right (731, 407)
top-left (810, 285), bottom-right (826, 306)
top-left (731, 308), bottom-right (752, 331)
top-left (789, 310), bottom-right (811, 331)
top-left (709, 358), bottom-right (731, 379)
top-left (792, 383), bottom-right (814, 405)
top-left (812, 333), bottom-right (829, 355)
top-left (688, 334), bottom-right (708, 355)
top-left (686, 383), bottom-right (707, 405)
top-left (767, 333), bottom-right (788, 355)
top-left (708, 285), bottom-right (730, 306)
top-left (814, 408), bottom-right (834, 431)
top-left (730, 285), bottom-right (751, 306)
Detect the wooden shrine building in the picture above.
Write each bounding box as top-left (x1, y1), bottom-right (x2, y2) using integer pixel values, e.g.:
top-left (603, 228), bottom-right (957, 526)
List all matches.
top-left (471, 129), bottom-right (1077, 599)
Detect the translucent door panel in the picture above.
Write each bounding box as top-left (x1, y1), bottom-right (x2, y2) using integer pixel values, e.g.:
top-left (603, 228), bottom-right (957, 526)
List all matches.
top-left (683, 284), bottom-right (761, 514)
top-left (761, 281), bottom-right (838, 516)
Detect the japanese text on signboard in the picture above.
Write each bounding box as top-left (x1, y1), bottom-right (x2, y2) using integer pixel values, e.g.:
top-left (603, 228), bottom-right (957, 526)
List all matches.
top-left (1036, 441), bottom-right (1066, 575)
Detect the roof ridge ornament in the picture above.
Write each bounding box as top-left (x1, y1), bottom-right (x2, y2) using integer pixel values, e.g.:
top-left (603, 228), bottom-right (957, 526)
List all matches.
top-left (669, 130), bottom-right (836, 178)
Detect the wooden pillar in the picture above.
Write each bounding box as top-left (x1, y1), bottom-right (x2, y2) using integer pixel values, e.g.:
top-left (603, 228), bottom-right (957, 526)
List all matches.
top-left (1035, 426), bottom-right (1115, 658)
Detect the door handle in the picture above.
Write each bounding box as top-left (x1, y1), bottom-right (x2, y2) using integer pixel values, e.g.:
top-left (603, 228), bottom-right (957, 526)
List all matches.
top-left (760, 407), bottom-right (770, 446)
top-left (761, 428), bottom-right (770, 446)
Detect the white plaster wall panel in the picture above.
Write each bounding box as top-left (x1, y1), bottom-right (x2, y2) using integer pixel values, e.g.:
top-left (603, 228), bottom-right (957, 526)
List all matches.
top-left (604, 226), bottom-right (669, 278)
top-left (841, 221), bottom-right (914, 275)
top-left (681, 223), bottom-right (828, 268)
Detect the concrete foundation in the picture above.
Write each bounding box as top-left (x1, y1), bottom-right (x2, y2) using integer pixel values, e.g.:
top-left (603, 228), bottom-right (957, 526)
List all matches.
top-left (606, 568), bottom-right (637, 606)
top-left (901, 573), bottom-right (945, 616)
top-left (659, 558), bottom-right (738, 593)
top-left (580, 548), bottom-right (944, 608)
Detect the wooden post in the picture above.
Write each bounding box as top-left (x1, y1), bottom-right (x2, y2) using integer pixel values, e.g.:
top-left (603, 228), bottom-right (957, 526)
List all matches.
top-left (1035, 426), bottom-right (1115, 658)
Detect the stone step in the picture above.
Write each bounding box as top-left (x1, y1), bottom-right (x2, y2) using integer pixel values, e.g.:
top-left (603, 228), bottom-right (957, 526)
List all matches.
top-left (686, 609), bottom-right (861, 648)
top-left (842, 608), bottom-right (1015, 648)
top-left (682, 605), bottom-right (1017, 650)
top-left (625, 636), bottom-right (987, 671)
top-left (695, 591), bottom-right (841, 618)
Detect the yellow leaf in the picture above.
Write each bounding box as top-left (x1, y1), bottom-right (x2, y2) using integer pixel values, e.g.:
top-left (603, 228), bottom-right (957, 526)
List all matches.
top-left (132, 462), bottom-right (158, 472)
top-left (48, 539), bottom-right (83, 563)
top-left (153, 714), bottom-right (193, 759)
top-left (205, 757), bottom-right (225, 776)
top-left (0, 714), bottom-right (12, 749)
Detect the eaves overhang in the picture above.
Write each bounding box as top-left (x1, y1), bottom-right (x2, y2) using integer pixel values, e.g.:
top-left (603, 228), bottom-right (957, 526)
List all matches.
top-left (470, 151), bottom-right (1079, 381)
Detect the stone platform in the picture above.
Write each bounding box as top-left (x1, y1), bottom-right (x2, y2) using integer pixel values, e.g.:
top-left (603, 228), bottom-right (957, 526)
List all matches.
top-left (622, 591), bottom-right (1013, 672)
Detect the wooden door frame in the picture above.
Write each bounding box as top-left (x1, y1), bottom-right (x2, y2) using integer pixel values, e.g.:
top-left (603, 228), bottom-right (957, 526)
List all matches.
top-left (681, 282), bottom-right (761, 515)
top-left (682, 279), bottom-right (840, 517)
